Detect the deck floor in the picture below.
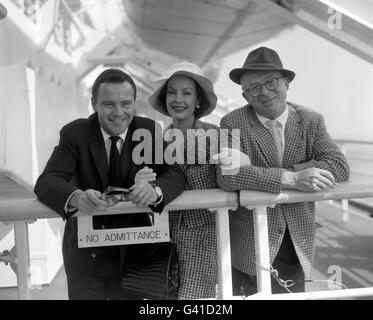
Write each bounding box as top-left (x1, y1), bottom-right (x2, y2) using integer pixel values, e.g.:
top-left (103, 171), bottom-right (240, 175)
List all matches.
top-left (0, 201), bottom-right (372, 300)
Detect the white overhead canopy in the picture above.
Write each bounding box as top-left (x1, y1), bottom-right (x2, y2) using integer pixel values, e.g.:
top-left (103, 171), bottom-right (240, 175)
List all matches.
top-left (72, 0), bottom-right (373, 79)
top-left (121, 0), bottom-right (292, 67)
top-left (3, 0), bottom-right (372, 86)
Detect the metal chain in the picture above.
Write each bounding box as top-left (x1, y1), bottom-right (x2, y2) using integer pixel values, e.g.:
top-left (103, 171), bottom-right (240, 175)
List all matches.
top-left (255, 262), bottom-right (348, 293)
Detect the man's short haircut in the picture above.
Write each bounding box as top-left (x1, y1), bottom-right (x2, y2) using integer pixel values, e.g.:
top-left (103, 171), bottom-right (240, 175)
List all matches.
top-left (91, 68), bottom-right (137, 105)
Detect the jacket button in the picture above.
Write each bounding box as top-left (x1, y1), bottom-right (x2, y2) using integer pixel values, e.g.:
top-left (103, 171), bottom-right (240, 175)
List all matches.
top-left (278, 228), bottom-right (284, 234)
top-left (91, 253), bottom-right (96, 258)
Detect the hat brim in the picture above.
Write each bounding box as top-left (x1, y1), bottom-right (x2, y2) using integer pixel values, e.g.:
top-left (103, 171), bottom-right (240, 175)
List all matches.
top-left (0, 4), bottom-right (7, 20)
top-left (148, 70), bottom-right (217, 118)
top-left (229, 67), bottom-right (295, 85)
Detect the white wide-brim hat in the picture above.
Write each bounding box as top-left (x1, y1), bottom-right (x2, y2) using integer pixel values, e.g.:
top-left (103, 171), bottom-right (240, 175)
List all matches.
top-left (148, 61), bottom-right (217, 118)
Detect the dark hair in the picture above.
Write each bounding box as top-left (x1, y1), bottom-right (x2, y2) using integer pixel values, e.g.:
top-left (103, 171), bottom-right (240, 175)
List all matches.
top-left (91, 69), bottom-right (137, 105)
top-left (158, 78), bottom-right (207, 118)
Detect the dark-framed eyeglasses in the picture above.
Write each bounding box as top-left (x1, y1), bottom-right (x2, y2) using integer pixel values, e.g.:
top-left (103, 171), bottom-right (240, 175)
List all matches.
top-left (242, 76), bottom-right (285, 98)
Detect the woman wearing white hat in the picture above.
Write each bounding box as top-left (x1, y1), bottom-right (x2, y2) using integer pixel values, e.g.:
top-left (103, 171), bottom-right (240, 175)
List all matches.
top-left (148, 61), bottom-right (219, 299)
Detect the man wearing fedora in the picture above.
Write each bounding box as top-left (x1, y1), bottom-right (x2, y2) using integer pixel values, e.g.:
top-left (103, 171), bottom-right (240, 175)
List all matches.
top-left (216, 47), bottom-right (350, 295)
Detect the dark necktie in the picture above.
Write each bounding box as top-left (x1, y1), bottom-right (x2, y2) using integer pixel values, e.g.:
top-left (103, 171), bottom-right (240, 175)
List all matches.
top-left (98, 136), bottom-right (121, 230)
top-left (109, 136), bottom-right (121, 186)
top-left (92, 136), bottom-right (122, 273)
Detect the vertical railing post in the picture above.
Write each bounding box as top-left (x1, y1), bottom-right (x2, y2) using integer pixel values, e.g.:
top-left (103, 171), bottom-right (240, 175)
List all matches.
top-left (13, 221), bottom-right (31, 300)
top-left (251, 205), bottom-right (272, 295)
top-left (215, 207), bottom-right (233, 299)
top-left (338, 143), bottom-right (350, 223)
top-left (341, 199), bottom-right (350, 223)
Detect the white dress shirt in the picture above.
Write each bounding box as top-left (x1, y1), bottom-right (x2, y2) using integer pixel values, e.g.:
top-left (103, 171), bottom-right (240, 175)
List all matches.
top-left (255, 103), bottom-right (289, 152)
top-left (100, 128), bottom-right (128, 162)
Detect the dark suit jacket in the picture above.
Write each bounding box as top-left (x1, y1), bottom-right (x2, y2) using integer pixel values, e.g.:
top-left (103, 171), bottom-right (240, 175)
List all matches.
top-left (34, 113), bottom-right (185, 291)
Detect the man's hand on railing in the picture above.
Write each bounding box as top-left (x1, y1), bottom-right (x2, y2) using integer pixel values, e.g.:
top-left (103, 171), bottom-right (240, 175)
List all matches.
top-left (212, 148), bottom-right (251, 175)
top-left (281, 168), bottom-right (337, 192)
top-left (128, 181), bottom-right (159, 207)
top-left (69, 189), bottom-right (108, 215)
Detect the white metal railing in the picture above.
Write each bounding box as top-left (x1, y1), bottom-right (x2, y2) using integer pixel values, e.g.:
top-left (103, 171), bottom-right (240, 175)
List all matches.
top-left (1, 179), bottom-right (373, 299)
top-left (239, 178), bottom-right (373, 299)
top-left (333, 139), bottom-right (373, 223)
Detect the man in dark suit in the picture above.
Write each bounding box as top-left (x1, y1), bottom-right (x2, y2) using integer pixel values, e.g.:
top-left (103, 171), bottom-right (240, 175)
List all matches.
top-left (34, 69), bottom-right (185, 299)
top-left (216, 47), bottom-right (350, 295)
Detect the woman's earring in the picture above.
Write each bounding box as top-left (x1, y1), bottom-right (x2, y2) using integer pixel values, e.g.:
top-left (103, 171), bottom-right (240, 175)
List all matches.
top-left (196, 105), bottom-right (200, 109)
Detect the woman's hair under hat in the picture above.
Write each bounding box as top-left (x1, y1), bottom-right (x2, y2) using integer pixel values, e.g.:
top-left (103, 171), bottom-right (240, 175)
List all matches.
top-left (157, 78), bottom-right (208, 119)
top-left (148, 61), bottom-right (217, 118)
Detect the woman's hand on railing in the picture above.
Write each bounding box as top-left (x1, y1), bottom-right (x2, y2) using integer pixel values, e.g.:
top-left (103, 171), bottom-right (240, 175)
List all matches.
top-left (281, 168), bottom-right (337, 192)
top-left (127, 181), bottom-right (158, 207)
top-left (134, 166), bottom-right (157, 184)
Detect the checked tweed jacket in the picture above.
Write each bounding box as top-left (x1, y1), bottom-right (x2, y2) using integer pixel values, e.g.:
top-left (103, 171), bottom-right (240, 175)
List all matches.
top-left (217, 102), bottom-right (350, 277)
top-left (168, 120), bottom-right (219, 299)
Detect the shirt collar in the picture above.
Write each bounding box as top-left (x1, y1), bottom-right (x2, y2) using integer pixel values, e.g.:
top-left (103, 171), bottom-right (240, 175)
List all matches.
top-left (100, 127), bottom-right (128, 142)
top-left (255, 103), bottom-right (289, 128)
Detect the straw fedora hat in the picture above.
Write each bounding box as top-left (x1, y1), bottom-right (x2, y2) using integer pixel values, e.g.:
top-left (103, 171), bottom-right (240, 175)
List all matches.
top-left (229, 47), bottom-right (295, 85)
top-left (148, 61), bottom-right (217, 118)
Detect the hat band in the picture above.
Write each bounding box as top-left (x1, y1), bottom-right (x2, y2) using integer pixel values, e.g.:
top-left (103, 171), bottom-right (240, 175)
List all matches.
top-left (242, 63), bottom-right (284, 70)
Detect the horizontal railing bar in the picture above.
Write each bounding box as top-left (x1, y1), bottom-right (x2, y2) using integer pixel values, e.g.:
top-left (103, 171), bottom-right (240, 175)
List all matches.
top-left (2, 177), bottom-right (373, 301)
top-left (2, 180), bottom-right (373, 221)
top-left (245, 287), bottom-right (373, 300)
top-left (349, 198), bottom-right (373, 209)
top-left (326, 201), bottom-right (373, 222)
top-left (0, 189), bottom-right (238, 221)
top-left (350, 170), bottom-right (373, 177)
top-left (335, 139), bottom-right (373, 145)
top-left (240, 179), bottom-right (373, 207)
top-left (347, 155), bottom-right (373, 162)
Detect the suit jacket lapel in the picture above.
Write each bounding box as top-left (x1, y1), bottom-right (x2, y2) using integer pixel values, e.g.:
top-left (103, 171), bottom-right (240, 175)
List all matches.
top-left (88, 117), bottom-right (109, 188)
top-left (249, 107), bottom-right (280, 167)
top-left (120, 123), bottom-right (135, 187)
top-left (283, 105), bottom-right (303, 168)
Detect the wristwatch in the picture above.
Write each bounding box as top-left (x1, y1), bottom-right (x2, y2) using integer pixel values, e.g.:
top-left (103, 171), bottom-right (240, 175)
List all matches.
top-left (150, 183), bottom-right (163, 205)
